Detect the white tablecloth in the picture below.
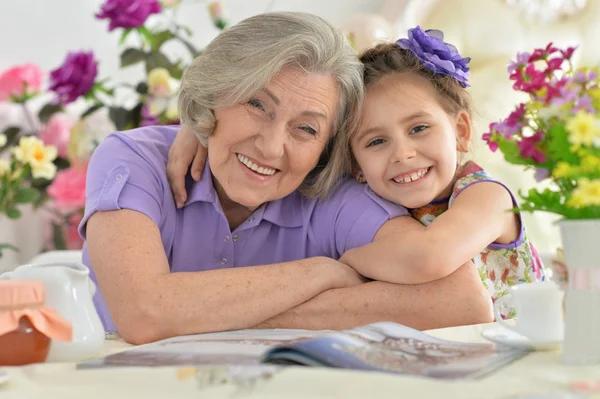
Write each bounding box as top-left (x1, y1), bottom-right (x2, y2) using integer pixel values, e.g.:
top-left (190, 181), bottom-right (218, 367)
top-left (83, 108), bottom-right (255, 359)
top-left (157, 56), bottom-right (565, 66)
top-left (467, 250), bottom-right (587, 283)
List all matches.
top-left (2, 322), bottom-right (600, 399)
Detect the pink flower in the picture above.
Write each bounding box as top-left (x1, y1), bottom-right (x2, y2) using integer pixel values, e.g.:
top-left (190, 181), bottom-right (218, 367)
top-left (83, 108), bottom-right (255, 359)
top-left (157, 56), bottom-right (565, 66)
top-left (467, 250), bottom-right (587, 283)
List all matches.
top-left (482, 132), bottom-right (498, 152)
top-left (518, 131), bottom-right (546, 164)
top-left (528, 43), bottom-right (559, 62)
top-left (39, 114), bottom-right (74, 158)
top-left (545, 57), bottom-right (564, 73)
top-left (65, 213), bottom-right (84, 250)
top-left (560, 46), bottom-right (576, 60)
top-left (96, 0), bottom-right (161, 31)
top-left (0, 64), bottom-right (44, 102)
top-left (47, 164), bottom-right (88, 209)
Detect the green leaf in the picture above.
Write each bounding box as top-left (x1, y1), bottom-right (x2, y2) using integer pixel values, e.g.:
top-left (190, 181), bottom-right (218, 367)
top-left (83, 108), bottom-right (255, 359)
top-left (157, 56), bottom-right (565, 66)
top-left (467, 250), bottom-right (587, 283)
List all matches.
top-left (135, 82), bottom-right (148, 95)
top-left (54, 156), bottom-right (71, 171)
top-left (151, 30), bottom-right (175, 52)
top-left (169, 60), bottom-right (184, 80)
top-left (13, 188), bottom-right (40, 204)
top-left (82, 103), bottom-right (104, 118)
top-left (119, 29), bottom-right (133, 46)
top-left (38, 103), bottom-right (63, 123)
top-left (137, 26), bottom-right (154, 48)
top-left (497, 138), bottom-right (536, 166)
top-left (128, 102), bottom-right (144, 128)
top-left (0, 127), bottom-right (20, 154)
top-left (6, 208), bottom-right (21, 219)
top-left (52, 221), bottom-right (67, 250)
top-left (120, 48), bottom-right (148, 68)
top-left (145, 51), bottom-right (173, 73)
top-left (174, 34), bottom-right (200, 58)
top-left (109, 107), bottom-right (131, 131)
top-left (547, 124), bottom-right (578, 164)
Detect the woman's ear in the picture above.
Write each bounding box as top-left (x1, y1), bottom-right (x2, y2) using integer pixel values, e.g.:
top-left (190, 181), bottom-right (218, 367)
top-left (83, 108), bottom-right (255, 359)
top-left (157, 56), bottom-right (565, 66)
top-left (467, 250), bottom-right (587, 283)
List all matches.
top-left (455, 111), bottom-right (472, 153)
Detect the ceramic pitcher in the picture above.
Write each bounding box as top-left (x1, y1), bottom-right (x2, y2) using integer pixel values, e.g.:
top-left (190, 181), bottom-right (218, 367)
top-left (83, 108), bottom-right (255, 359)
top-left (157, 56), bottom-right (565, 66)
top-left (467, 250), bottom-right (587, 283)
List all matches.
top-left (0, 262), bottom-right (104, 362)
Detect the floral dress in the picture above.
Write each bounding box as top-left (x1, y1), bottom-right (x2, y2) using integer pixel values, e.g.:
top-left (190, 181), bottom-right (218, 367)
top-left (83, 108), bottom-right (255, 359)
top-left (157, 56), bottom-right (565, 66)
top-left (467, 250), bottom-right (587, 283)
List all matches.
top-left (409, 162), bottom-right (546, 319)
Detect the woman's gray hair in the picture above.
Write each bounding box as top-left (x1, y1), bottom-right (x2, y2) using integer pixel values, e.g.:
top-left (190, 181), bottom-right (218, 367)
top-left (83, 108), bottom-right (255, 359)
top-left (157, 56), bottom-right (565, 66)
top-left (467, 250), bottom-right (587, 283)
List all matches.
top-left (178, 11), bottom-right (364, 198)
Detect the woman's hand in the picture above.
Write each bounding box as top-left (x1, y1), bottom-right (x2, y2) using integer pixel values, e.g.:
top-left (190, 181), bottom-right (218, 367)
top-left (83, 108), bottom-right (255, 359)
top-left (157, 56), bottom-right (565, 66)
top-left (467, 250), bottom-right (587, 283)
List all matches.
top-left (167, 126), bottom-right (208, 208)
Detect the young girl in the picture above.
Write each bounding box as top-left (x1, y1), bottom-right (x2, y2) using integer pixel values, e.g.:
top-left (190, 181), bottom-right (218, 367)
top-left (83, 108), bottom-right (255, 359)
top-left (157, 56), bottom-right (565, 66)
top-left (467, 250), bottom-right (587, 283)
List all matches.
top-left (165, 27), bottom-right (545, 319)
top-left (337, 27), bottom-right (545, 319)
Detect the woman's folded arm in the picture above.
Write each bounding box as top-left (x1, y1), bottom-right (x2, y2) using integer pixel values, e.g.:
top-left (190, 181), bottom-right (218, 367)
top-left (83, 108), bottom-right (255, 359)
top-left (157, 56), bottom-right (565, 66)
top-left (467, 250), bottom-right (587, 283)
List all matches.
top-left (86, 209), bottom-right (364, 344)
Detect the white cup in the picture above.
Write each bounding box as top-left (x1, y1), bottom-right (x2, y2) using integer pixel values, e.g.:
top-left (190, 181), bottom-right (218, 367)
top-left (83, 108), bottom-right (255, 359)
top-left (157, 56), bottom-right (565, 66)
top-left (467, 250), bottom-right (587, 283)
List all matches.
top-left (494, 281), bottom-right (565, 342)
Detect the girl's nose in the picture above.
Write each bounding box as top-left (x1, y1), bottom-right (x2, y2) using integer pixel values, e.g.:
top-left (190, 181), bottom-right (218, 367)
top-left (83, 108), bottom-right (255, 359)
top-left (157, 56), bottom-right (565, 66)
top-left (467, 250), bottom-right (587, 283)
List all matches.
top-left (390, 140), bottom-right (416, 163)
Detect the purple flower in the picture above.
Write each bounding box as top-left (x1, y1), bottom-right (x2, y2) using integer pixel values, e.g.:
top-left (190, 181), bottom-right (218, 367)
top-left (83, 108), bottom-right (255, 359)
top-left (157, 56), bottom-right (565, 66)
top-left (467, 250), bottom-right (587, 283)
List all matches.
top-left (140, 103), bottom-right (160, 126)
top-left (397, 26), bottom-right (471, 87)
top-left (507, 52), bottom-right (530, 74)
top-left (96, 0), bottom-right (161, 31)
top-left (49, 51), bottom-right (98, 105)
top-left (534, 168), bottom-right (549, 182)
top-left (574, 94), bottom-right (594, 113)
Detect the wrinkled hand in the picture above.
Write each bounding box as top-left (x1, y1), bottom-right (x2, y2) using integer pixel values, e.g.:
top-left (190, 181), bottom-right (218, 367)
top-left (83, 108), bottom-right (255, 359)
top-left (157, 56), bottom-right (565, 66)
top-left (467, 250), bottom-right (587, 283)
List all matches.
top-left (166, 126), bottom-right (208, 208)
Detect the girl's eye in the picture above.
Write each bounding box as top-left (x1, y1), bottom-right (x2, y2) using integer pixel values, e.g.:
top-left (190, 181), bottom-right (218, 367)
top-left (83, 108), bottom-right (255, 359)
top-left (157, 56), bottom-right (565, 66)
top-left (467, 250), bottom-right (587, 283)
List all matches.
top-left (299, 125), bottom-right (317, 135)
top-left (248, 98), bottom-right (265, 111)
top-left (366, 138), bottom-right (386, 148)
top-left (410, 124), bottom-right (429, 135)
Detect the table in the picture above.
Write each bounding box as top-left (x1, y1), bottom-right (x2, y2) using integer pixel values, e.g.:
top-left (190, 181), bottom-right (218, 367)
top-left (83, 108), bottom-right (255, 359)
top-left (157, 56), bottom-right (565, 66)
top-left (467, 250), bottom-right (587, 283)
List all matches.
top-left (1, 322), bottom-right (599, 399)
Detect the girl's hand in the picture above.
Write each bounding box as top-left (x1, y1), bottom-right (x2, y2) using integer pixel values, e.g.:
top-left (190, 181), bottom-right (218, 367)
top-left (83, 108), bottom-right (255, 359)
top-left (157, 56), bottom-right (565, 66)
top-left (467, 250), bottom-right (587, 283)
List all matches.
top-left (167, 126), bottom-right (207, 208)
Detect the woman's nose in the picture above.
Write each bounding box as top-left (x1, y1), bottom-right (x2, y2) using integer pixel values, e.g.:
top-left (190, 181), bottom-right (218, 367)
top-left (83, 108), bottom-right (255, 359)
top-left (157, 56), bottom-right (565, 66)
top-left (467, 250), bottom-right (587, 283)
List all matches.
top-left (255, 124), bottom-right (285, 160)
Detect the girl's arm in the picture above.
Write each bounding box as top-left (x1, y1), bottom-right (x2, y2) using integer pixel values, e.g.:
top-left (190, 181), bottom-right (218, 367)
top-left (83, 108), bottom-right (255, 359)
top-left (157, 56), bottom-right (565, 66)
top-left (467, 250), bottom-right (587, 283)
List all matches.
top-left (342, 182), bottom-right (519, 284)
top-left (86, 209), bottom-right (365, 345)
top-left (167, 126), bottom-right (205, 208)
top-left (255, 260), bottom-right (494, 331)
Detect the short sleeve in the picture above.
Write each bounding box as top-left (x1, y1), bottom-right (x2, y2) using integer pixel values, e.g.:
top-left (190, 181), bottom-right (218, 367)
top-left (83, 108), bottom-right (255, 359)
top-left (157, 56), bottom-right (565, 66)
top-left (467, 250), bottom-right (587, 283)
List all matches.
top-left (78, 133), bottom-right (166, 240)
top-left (310, 180), bottom-right (409, 258)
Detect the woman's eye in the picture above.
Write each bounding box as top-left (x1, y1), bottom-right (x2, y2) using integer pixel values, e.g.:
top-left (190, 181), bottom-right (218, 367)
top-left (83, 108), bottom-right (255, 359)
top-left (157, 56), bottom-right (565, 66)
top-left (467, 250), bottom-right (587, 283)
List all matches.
top-left (248, 98), bottom-right (265, 111)
top-left (410, 124), bottom-right (429, 135)
top-left (299, 125), bottom-right (317, 135)
top-left (366, 138), bottom-right (386, 147)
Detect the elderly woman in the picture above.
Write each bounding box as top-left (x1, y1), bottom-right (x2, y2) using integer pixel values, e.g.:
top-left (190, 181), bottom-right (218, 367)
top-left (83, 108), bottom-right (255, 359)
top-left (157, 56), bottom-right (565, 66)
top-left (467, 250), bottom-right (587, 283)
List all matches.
top-left (82, 12), bottom-right (492, 345)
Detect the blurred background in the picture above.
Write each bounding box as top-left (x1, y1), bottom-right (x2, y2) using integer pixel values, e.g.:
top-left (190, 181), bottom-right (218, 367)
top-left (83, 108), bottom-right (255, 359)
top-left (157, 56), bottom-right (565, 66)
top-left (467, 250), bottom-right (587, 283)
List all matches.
top-left (1, 0), bottom-right (598, 271)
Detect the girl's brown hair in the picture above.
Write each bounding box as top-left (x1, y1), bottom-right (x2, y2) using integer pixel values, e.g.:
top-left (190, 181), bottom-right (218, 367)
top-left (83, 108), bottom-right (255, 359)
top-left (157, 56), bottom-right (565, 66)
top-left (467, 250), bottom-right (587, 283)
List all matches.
top-left (328, 42), bottom-right (474, 182)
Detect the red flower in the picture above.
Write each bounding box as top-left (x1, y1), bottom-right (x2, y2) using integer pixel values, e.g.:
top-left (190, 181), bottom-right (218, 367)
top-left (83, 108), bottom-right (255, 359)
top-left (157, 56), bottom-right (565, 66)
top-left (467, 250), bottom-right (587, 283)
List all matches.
top-left (518, 131), bottom-right (546, 164)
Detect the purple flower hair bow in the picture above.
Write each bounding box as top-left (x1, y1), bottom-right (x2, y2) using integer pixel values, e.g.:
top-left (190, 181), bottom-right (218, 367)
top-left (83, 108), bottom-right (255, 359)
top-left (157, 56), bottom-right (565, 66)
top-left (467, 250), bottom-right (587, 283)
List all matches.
top-left (397, 26), bottom-right (471, 88)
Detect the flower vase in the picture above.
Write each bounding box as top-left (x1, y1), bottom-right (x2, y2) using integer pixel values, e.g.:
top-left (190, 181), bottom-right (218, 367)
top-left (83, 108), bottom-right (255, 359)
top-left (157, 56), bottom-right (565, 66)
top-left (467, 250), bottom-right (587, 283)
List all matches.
top-left (559, 219), bottom-right (600, 365)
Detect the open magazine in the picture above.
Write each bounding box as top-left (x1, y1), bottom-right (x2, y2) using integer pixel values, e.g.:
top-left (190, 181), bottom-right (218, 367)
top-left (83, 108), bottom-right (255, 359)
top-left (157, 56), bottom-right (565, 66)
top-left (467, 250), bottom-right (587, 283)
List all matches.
top-left (78, 322), bottom-right (527, 379)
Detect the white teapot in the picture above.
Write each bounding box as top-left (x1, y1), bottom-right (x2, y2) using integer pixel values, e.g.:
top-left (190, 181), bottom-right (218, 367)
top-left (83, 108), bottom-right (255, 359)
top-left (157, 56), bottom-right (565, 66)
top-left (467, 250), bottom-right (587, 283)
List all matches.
top-left (0, 262), bottom-right (104, 362)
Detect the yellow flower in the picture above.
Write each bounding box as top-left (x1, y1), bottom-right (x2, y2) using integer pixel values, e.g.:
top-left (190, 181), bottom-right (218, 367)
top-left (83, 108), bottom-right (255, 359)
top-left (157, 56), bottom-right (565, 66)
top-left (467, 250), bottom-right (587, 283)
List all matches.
top-left (526, 100), bottom-right (544, 113)
top-left (165, 100), bottom-right (178, 121)
top-left (147, 67), bottom-right (171, 97)
top-left (552, 162), bottom-right (576, 179)
top-left (589, 87), bottom-right (600, 101)
top-left (0, 160), bottom-right (10, 177)
top-left (567, 178), bottom-right (600, 208)
top-left (12, 136), bottom-right (57, 180)
top-left (0, 134), bottom-right (6, 147)
top-left (565, 111), bottom-right (600, 147)
top-left (581, 155), bottom-right (600, 172)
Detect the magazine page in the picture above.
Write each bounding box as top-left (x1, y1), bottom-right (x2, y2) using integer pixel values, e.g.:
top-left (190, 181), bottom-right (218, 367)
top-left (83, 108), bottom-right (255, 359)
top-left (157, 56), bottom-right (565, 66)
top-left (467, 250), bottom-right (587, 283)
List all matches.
top-left (77, 328), bottom-right (329, 369)
top-left (262, 322), bottom-right (528, 379)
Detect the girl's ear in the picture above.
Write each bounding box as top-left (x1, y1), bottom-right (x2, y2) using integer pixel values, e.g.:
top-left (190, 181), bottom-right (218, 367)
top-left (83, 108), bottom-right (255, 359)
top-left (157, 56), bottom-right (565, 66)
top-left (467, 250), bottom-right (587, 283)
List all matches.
top-left (352, 163), bottom-right (366, 184)
top-left (455, 111), bottom-right (472, 153)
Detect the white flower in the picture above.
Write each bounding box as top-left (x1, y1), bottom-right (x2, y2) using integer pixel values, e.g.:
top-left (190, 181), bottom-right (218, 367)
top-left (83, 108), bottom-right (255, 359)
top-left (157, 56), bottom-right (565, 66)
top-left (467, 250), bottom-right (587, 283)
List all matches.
top-left (0, 160), bottom-right (10, 176)
top-left (0, 133), bottom-right (6, 147)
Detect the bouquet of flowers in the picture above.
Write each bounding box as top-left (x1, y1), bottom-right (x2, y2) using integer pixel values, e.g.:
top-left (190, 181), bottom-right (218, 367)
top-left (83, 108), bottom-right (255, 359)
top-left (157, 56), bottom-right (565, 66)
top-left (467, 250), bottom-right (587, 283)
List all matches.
top-left (483, 43), bottom-right (600, 219)
top-left (0, 0), bottom-right (227, 257)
